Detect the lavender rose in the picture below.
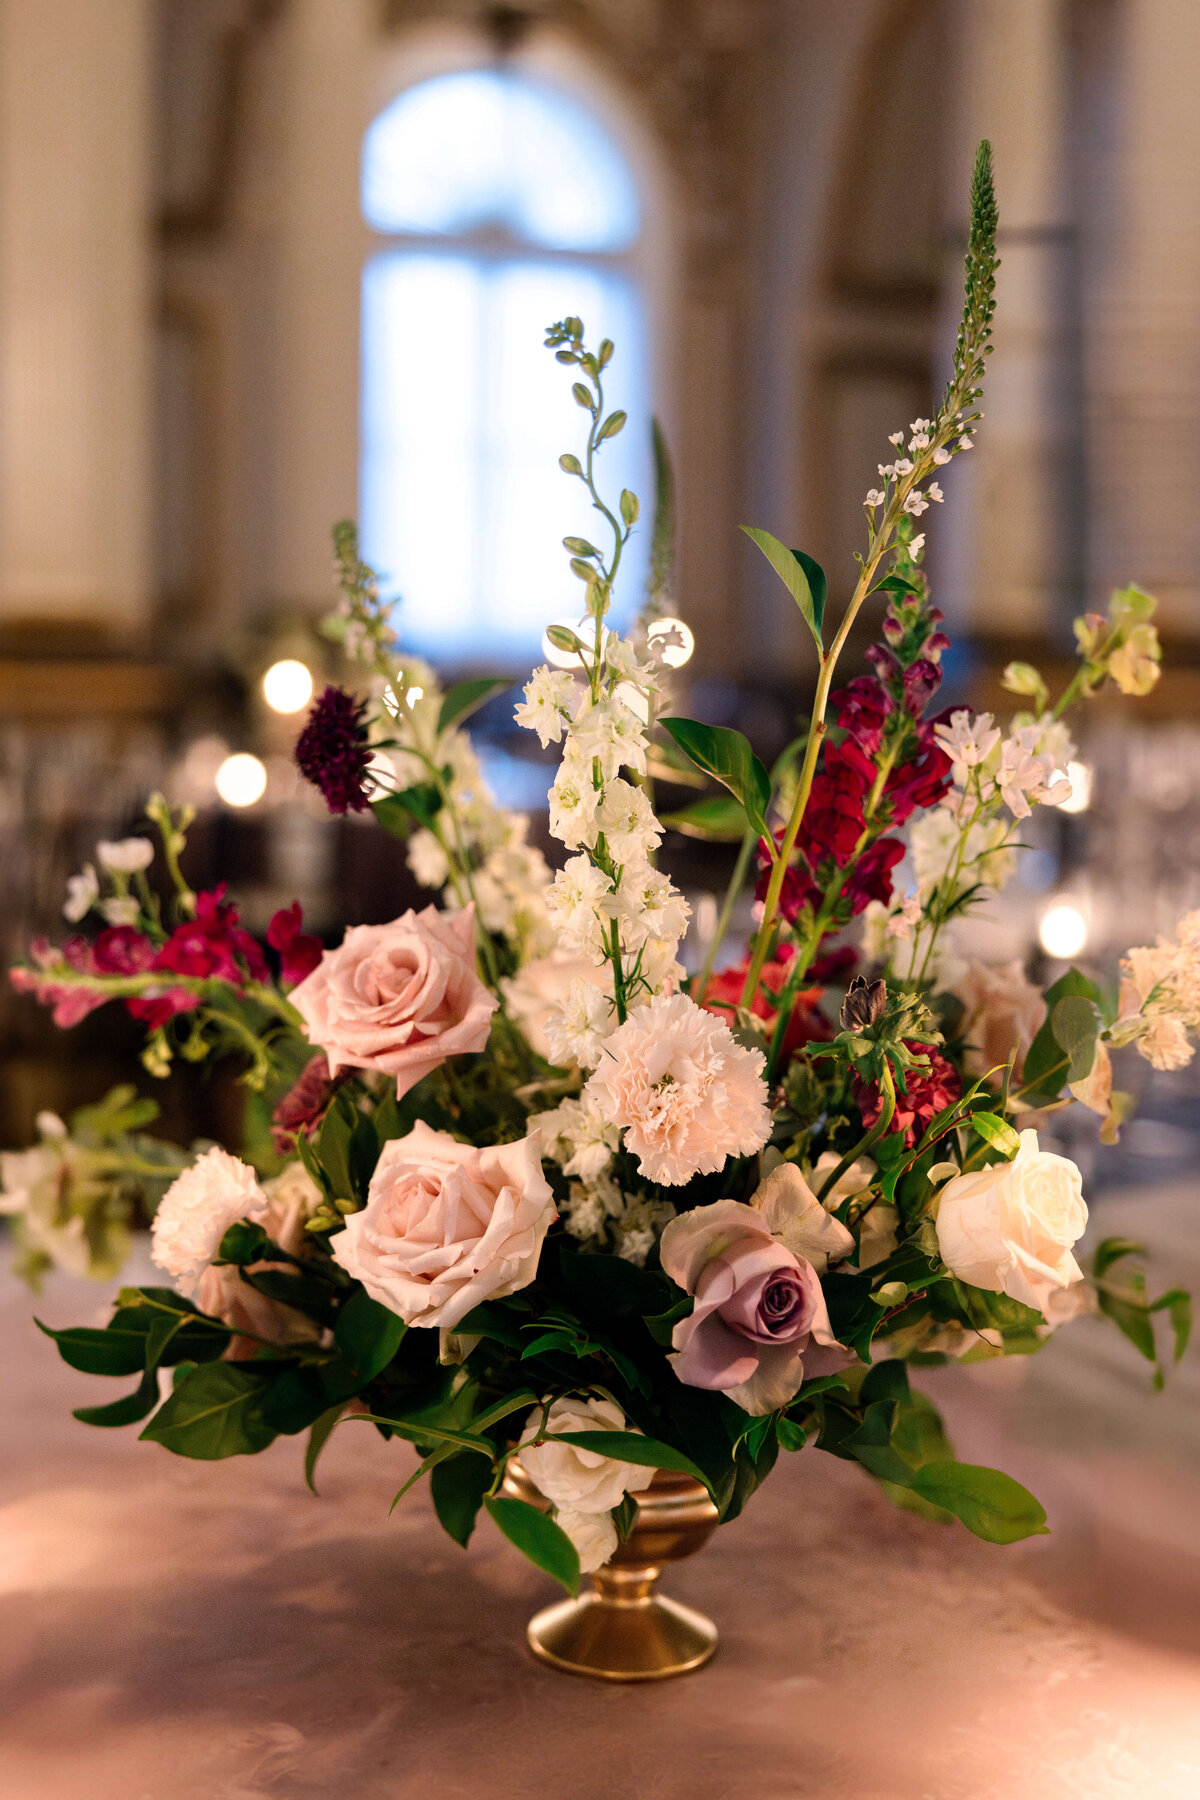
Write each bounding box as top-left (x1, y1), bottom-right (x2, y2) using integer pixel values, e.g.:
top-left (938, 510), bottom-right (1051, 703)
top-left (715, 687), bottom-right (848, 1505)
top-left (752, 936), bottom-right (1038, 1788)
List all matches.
top-left (331, 1121), bottom-right (556, 1328)
top-left (289, 904), bottom-right (498, 1098)
top-left (660, 1198), bottom-right (851, 1415)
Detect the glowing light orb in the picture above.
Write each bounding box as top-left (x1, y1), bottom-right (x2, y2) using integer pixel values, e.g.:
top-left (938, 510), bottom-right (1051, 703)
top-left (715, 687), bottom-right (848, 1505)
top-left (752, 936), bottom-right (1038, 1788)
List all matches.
top-left (261, 659), bottom-right (313, 714)
top-left (647, 616), bottom-right (694, 669)
top-left (215, 753), bottom-right (268, 808)
top-left (541, 616), bottom-right (592, 670)
top-left (1039, 900), bottom-right (1088, 959)
top-left (1056, 761), bottom-right (1093, 815)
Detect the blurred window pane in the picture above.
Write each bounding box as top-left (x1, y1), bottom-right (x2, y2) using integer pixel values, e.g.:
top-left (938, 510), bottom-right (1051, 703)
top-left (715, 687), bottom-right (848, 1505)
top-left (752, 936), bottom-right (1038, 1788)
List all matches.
top-left (360, 70), bottom-right (648, 663)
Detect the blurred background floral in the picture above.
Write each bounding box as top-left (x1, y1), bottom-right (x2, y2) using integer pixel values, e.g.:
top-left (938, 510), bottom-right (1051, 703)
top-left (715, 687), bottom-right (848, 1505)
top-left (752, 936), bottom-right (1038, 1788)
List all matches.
top-left (5, 0), bottom-right (1200, 1199)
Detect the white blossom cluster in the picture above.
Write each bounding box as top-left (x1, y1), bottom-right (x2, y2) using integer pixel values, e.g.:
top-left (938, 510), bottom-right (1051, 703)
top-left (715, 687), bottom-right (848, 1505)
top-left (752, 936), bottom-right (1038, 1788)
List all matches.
top-left (514, 631), bottom-right (690, 1067)
top-left (62, 836), bottom-right (156, 928)
top-left (933, 710), bottom-right (1073, 821)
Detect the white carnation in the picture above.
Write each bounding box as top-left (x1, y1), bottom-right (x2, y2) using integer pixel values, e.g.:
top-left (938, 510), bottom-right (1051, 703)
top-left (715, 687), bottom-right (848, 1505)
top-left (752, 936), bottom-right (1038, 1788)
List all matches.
top-left (151, 1147), bottom-right (268, 1294)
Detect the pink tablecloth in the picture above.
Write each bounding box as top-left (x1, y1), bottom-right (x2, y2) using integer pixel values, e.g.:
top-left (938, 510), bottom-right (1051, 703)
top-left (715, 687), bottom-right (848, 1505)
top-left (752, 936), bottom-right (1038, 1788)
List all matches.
top-left (3, 1251), bottom-right (1200, 1800)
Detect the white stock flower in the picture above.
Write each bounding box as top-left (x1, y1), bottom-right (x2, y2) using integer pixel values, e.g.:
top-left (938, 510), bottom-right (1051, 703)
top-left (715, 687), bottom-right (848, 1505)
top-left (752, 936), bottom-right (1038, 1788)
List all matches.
top-left (543, 976), bottom-right (616, 1068)
top-left (515, 667), bottom-right (579, 747)
top-left (606, 864), bottom-right (690, 949)
top-left (96, 837), bottom-right (154, 874)
top-left (864, 488), bottom-right (885, 507)
top-left (569, 695), bottom-right (649, 780)
top-left (604, 633), bottom-right (660, 693)
top-left (932, 446), bottom-right (952, 466)
top-left (935, 1129), bottom-right (1088, 1316)
top-left (903, 492), bottom-right (929, 517)
top-left (888, 431), bottom-right (904, 447)
top-left (546, 856), bottom-right (612, 957)
top-left (100, 896), bottom-right (141, 928)
top-left (995, 729), bottom-right (1071, 819)
top-left (595, 779), bottom-right (661, 866)
top-left (63, 864), bottom-right (98, 923)
top-left (583, 991), bottom-right (771, 1186)
top-left (529, 1095), bottom-right (620, 1177)
top-left (151, 1147), bottom-right (268, 1295)
top-left (908, 533), bottom-right (925, 558)
top-left (519, 1394), bottom-right (654, 1516)
top-left (407, 827), bottom-right (450, 890)
top-left (548, 755), bottom-right (602, 849)
top-left (927, 481), bottom-right (944, 503)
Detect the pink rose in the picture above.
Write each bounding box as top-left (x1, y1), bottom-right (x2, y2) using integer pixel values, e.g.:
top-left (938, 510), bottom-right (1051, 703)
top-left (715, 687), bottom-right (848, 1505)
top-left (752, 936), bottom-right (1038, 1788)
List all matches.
top-left (331, 1121), bottom-right (556, 1328)
top-left (289, 904), bottom-right (498, 1098)
top-left (660, 1199), bottom-right (851, 1415)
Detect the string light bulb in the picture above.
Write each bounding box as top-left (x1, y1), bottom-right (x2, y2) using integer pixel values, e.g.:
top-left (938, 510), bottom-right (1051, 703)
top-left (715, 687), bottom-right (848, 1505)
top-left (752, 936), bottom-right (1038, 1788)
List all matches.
top-left (1039, 899), bottom-right (1089, 959)
top-left (647, 617), bottom-right (695, 669)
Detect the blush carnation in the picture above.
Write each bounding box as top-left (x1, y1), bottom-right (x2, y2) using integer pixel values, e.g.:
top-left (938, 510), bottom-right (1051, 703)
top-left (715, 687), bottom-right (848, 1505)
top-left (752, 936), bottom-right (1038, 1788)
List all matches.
top-left (151, 1147), bottom-right (268, 1294)
top-left (582, 991), bottom-right (771, 1186)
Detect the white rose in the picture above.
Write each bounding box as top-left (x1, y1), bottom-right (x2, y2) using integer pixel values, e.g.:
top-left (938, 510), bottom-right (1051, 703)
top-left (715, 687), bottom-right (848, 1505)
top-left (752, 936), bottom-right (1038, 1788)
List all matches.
top-left (935, 1128), bottom-right (1087, 1315)
top-left (331, 1122), bottom-right (556, 1329)
top-left (519, 1395), bottom-right (654, 1515)
top-left (556, 1508), bottom-right (619, 1574)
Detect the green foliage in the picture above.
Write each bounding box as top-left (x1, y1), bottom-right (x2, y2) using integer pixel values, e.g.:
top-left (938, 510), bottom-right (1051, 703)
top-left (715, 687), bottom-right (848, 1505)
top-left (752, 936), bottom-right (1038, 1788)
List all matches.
top-left (660, 795), bottom-right (749, 841)
top-left (373, 784), bottom-right (443, 837)
top-left (1019, 969), bottom-right (1103, 1105)
top-left (910, 1462), bottom-right (1047, 1544)
top-left (545, 1430), bottom-right (710, 1492)
top-left (333, 1289), bottom-right (406, 1383)
top-left (484, 1497), bottom-right (581, 1595)
top-left (1093, 1238), bottom-right (1192, 1388)
top-left (140, 1362), bottom-right (276, 1460)
top-left (438, 677), bottom-right (512, 735)
top-left (431, 1452), bottom-right (493, 1547)
top-left (659, 718), bottom-right (772, 841)
top-left (969, 1112), bottom-right (1021, 1159)
top-left (739, 529), bottom-right (827, 653)
top-left (1051, 994), bottom-right (1103, 1084)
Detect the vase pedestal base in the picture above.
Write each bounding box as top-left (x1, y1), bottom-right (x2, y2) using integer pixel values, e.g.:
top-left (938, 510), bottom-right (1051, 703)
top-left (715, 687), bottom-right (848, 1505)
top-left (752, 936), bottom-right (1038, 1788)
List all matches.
top-left (527, 1579), bottom-right (717, 1682)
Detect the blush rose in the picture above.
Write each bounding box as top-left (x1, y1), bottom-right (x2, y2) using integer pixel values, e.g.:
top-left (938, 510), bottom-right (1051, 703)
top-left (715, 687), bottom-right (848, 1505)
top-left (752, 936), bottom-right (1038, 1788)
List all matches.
top-left (289, 904), bottom-right (498, 1098)
top-left (331, 1121), bottom-right (556, 1329)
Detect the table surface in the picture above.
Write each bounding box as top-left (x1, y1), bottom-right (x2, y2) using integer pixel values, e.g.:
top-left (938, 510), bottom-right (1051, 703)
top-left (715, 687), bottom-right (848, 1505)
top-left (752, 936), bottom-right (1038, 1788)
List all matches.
top-left (4, 1196), bottom-right (1200, 1800)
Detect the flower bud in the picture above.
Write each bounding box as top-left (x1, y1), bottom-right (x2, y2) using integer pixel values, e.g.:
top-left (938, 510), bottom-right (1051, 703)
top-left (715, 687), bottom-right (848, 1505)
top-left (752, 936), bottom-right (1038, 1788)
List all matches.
top-left (841, 976), bottom-right (887, 1032)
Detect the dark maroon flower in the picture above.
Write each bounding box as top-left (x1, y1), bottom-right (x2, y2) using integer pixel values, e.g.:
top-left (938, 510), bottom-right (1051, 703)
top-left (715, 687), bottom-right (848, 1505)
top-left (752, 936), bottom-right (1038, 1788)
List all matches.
top-left (885, 729), bottom-right (952, 825)
top-left (832, 676), bottom-right (894, 754)
top-left (295, 685), bottom-right (373, 815)
top-left (808, 945), bottom-right (859, 984)
top-left (126, 986), bottom-right (200, 1030)
top-left (854, 1041), bottom-right (961, 1149)
top-left (271, 1051), bottom-right (339, 1152)
top-left (902, 658), bottom-right (943, 715)
top-left (755, 835), bottom-right (820, 924)
top-left (267, 902), bottom-right (323, 987)
top-left (801, 773), bottom-right (864, 863)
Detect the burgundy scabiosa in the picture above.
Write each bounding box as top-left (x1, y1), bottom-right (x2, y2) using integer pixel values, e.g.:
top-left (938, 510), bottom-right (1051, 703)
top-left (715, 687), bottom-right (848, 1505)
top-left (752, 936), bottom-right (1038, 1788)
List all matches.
top-left (295, 685), bottom-right (373, 815)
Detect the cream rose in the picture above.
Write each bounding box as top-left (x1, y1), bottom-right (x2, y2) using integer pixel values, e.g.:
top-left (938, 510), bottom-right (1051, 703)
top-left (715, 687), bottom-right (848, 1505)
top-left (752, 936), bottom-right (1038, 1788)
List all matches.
top-left (289, 904), bottom-right (498, 1098)
top-left (935, 1128), bottom-right (1088, 1316)
top-left (331, 1122), bottom-right (556, 1328)
top-left (555, 1508), bottom-right (619, 1574)
top-left (519, 1394), bottom-right (654, 1515)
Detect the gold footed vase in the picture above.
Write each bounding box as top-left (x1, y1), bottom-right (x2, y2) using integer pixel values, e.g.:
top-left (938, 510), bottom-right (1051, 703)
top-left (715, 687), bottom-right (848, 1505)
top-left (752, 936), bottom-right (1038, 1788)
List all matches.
top-left (504, 1464), bottom-right (719, 1681)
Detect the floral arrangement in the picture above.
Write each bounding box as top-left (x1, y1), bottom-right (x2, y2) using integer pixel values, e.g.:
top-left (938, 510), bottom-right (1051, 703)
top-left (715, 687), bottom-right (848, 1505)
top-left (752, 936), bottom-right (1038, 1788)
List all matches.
top-left (8, 146), bottom-right (1191, 1593)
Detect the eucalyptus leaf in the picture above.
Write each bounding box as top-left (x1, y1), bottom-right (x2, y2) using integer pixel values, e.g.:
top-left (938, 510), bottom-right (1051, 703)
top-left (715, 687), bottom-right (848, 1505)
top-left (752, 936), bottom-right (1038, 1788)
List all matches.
top-left (1051, 995), bottom-right (1102, 1083)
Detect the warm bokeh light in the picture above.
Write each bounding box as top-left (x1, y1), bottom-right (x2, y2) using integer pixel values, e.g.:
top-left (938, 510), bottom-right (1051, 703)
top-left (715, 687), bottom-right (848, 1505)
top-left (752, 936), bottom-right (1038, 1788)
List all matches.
top-left (647, 616), bottom-right (695, 668)
top-left (1057, 760), bottom-right (1093, 815)
top-left (215, 752), bottom-right (268, 808)
top-left (261, 658), bottom-right (314, 714)
top-left (1039, 898), bottom-right (1089, 958)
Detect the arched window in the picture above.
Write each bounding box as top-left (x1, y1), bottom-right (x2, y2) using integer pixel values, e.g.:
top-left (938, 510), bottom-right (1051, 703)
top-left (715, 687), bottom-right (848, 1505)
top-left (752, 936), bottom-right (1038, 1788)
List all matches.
top-left (360, 68), bottom-right (650, 664)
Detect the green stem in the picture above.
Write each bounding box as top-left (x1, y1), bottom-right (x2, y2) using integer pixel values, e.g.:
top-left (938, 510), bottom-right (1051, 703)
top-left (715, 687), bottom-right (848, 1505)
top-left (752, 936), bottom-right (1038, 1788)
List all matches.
top-left (815, 1061), bottom-right (897, 1202)
top-left (693, 829), bottom-right (756, 1001)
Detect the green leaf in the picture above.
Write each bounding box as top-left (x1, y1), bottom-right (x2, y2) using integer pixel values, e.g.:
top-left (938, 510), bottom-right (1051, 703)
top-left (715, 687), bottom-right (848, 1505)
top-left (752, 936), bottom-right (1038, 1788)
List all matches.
top-left (1020, 970), bottom-right (1102, 1103)
top-left (373, 783), bottom-right (443, 837)
top-left (777, 1417), bottom-right (807, 1452)
top-left (216, 1220), bottom-right (271, 1265)
top-left (1152, 1288), bottom-right (1193, 1366)
top-left (970, 1112), bottom-right (1021, 1159)
top-left (333, 1288), bottom-right (406, 1383)
top-left (1093, 1236), bottom-right (1145, 1280)
top-left (304, 1404), bottom-right (346, 1494)
top-left (431, 1452), bottom-right (493, 1547)
top-left (740, 528), bottom-right (827, 651)
top-left (659, 717), bottom-right (771, 840)
top-left (437, 677), bottom-right (511, 735)
top-left (140, 1362), bottom-right (276, 1460)
top-left (35, 1318), bottom-right (146, 1378)
top-left (596, 409), bottom-right (626, 442)
top-left (660, 795), bottom-right (749, 842)
top-left (545, 1430), bottom-right (709, 1492)
top-left (73, 1366), bottom-right (162, 1428)
top-left (484, 1497), bottom-right (581, 1594)
top-left (911, 1460), bottom-right (1048, 1544)
top-left (1051, 995), bottom-right (1102, 1083)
